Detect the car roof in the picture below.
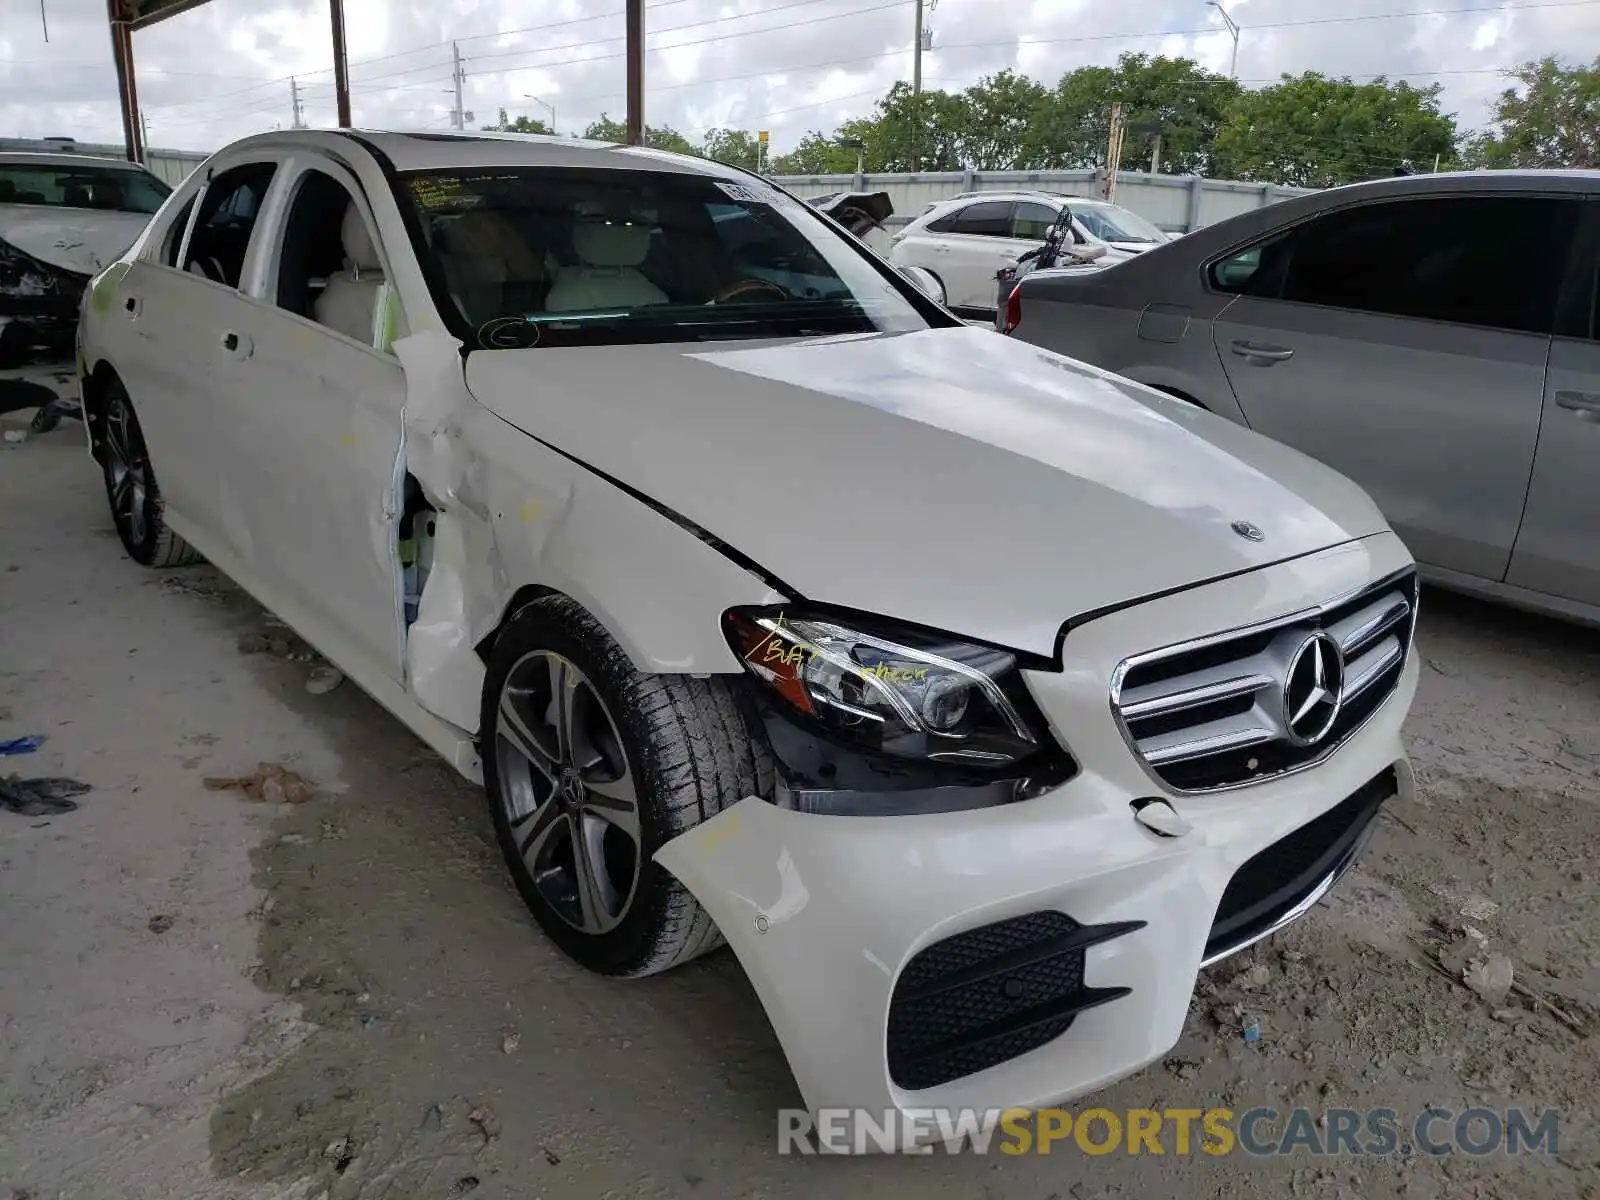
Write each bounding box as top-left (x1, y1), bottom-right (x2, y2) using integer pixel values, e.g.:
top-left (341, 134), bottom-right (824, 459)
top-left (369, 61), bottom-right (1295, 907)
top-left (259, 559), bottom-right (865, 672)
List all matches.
top-left (213, 128), bottom-right (763, 180)
top-left (1322, 168), bottom-right (1600, 197)
top-left (0, 151), bottom-right (151, 172)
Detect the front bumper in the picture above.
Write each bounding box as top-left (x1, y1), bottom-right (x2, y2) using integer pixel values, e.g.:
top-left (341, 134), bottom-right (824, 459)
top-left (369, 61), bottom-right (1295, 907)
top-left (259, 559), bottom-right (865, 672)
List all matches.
top-left (657, 532), bottom-right (1417, 1119)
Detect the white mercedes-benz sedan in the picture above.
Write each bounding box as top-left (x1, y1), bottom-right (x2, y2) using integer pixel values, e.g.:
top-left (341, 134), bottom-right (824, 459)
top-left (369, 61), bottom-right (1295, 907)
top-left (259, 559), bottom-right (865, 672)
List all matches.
top-left (76, 129), bottom-right (1418, 1127)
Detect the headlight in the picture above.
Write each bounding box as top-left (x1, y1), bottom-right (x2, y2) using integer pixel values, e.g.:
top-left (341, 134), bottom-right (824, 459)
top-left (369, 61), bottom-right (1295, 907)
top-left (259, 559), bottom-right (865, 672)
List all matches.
top-left (728, 610), bottom-right (1037, 763)
top-left (724, 608), bottom-right (1073, 815)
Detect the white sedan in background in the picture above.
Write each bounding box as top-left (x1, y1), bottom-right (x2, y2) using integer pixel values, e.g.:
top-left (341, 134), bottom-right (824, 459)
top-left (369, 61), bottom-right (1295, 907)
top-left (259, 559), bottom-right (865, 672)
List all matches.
top-left (76, 129), bottom-right (1416, 1134)
top-left (0, 150), bottom-right (171, 369)
top-left (889, 191), bottom-right (1175, 313)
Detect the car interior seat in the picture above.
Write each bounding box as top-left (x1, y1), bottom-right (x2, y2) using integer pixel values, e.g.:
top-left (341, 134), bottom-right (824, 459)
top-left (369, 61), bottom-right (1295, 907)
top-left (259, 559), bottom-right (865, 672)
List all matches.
top-left (543, 210), bottom-right (669, 312)
top-left (62, 183), bottom-right (92, 208)
top-left (436, 209), bottom-right (549, 325)
top-left (313, 201), bottom-right (385, 345)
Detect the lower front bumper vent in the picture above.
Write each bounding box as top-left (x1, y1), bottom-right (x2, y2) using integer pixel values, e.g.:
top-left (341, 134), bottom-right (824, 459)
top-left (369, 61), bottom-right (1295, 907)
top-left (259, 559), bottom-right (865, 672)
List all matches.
top-left (1203, 766), bottom-right (1396, 965)
top-left (887, 910), bottom-right (1144, 1091)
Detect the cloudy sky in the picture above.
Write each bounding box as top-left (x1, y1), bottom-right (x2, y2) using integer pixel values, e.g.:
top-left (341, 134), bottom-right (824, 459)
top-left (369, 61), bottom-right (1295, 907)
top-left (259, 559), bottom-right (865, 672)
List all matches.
top-left (2, 0), bottom-right (1597, 156)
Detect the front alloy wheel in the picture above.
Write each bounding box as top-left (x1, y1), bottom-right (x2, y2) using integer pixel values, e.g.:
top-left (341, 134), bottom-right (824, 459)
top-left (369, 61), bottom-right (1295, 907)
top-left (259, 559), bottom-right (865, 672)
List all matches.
top-left (495, 650), bottom-right (642, 936)
top-left (481, 594), bottom-right (772, 976)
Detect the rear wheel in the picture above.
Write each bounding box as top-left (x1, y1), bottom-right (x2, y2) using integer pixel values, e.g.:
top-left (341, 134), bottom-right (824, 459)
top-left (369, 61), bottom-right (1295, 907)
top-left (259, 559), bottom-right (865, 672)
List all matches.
top-left (98, 380), bottom-right (201, 567)
top-left (482, 594), bottom-right (772, 977)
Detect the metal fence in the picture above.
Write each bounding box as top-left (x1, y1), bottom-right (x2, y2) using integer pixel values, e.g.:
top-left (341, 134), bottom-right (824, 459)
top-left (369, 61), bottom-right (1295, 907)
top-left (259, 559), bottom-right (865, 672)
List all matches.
top-left (770, 168), bottom-right (1318, 234)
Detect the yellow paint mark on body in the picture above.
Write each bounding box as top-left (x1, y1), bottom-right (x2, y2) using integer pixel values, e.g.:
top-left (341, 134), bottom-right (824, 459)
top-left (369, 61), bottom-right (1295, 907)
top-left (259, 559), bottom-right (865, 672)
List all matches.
top-left (518, 500), bottom-right (542, 523)
top-left (339, 433), bottom-right (361, 448)
top-left (697, 810), bottom-right (743, 857)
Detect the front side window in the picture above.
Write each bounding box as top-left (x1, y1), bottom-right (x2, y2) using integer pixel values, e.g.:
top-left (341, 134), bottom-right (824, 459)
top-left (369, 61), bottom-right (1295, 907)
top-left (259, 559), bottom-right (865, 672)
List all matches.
top-left (401, 167), bottom-right (941, 348)
top-left (0, 163), bottom-right (171, 214)
top-left (1237, 196), bottom-right (1579, 333)
top-left (1075, 203), bottom-right (1165, 244)
top-left (1010, 201), bottom-right (1059, 241)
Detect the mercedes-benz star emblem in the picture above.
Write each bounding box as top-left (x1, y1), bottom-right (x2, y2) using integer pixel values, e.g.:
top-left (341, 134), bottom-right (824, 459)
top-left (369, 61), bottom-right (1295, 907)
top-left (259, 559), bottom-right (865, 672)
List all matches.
top-left (1282, 633), bottom-right (1345, 746)
top-left (1230, 519), bottom-right (1265, 542)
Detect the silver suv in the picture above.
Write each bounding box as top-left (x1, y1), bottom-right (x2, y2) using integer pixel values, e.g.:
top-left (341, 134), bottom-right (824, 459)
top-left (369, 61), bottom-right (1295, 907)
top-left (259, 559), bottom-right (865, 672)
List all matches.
top-left (1006, 170), bottom-right (1600, 627)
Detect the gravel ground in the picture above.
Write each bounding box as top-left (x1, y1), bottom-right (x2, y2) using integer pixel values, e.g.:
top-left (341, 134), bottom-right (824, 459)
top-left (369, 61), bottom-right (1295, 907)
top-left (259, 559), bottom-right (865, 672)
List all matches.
top-left (1, 403), bottom-right (1596, 1199)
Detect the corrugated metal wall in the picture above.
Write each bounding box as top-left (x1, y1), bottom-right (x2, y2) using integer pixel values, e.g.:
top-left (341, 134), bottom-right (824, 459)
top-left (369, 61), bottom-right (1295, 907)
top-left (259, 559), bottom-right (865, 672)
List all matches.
top-left (772, 168), bottom-right (1318, 233)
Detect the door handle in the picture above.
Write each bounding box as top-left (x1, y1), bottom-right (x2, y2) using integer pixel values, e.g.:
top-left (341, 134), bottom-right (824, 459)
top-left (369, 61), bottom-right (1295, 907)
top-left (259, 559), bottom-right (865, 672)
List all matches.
top-left (1555, 390), bottom-right (1600, 416)
top-left (1230, 339), bottom-right (1295, 364)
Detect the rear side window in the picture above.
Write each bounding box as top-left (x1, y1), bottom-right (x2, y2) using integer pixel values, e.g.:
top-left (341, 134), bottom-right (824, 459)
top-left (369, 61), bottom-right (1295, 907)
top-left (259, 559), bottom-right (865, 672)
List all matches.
top-left (929, 200), bottom-right (1011, 237)
top-left (183, 162), bottom-right (276, 288)
top-left (1214, 196), bottom-right (1581, 334)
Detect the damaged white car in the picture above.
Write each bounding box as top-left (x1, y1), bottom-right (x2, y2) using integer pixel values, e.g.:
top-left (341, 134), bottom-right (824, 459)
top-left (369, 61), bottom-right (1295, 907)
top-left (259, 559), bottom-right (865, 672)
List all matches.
top-left (1, 150), bottom-right (171, 368)
top-left (77, 130), bottom-right (1419, 1124)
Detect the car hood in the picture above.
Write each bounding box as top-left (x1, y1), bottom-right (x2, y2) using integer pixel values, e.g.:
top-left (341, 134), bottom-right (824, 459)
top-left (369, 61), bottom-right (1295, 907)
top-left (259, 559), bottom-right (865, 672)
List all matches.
top-left (0, 206), bottom-right (151, 276)
top-left (465, 326), bottom-right (1388, 655)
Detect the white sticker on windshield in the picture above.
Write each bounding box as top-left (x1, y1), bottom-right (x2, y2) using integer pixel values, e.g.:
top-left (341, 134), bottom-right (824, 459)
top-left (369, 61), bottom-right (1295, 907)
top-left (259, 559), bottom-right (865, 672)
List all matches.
top-left (715, 180), bottom-right (784, 205)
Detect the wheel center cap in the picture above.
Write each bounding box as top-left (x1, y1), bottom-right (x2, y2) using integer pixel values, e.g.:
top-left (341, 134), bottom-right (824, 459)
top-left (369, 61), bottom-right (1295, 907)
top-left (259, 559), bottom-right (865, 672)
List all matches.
top-left (558, 767), bottom-right (584, 808)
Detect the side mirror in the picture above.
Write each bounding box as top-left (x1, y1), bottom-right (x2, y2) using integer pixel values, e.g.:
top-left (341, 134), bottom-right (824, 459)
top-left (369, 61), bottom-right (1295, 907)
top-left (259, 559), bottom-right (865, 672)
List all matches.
top-left (898, 265), bottom-right (945, 304)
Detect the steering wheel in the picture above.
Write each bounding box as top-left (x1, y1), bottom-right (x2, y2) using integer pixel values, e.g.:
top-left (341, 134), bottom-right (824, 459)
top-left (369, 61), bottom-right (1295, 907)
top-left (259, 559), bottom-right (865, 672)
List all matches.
top-left (708, 278), bottom-right (788, 305)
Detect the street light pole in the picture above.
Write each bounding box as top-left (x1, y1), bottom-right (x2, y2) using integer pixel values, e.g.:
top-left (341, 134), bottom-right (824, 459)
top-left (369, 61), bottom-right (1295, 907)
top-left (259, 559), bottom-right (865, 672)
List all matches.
top-left (522, 94), bottom-right (556, 133)
top-left (1207, 1), bottom-right (1240, 80)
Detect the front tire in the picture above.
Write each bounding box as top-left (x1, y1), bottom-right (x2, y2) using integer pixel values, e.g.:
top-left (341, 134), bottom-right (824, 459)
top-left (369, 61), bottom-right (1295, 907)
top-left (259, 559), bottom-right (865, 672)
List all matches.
top-left (481, 595), bottom-right (772, 977)
top-left (97, 379), bottom-right (202, 567)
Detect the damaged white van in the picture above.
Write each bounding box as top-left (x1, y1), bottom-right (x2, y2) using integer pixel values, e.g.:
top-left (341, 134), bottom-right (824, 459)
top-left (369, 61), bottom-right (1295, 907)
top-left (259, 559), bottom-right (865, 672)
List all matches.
top-left (77, 130), bottom-right (1418, 1122)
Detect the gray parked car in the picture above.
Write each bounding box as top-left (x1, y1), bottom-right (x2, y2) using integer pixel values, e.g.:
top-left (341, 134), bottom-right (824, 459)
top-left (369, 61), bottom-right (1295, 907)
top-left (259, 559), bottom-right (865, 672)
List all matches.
top-left (1006, 170), bottom-right (1600, 627)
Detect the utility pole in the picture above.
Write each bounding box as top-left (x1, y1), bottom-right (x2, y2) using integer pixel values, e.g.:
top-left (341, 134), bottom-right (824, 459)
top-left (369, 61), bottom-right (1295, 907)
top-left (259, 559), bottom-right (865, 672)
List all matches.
top-left (911, 0), bottom-right (923, 170)
top-left (1102, 103), bottom-right (1125, 201)
top-left (330, 0), bottom-right (351, 126)
top-left (450, 41), bottom-right (467, 130)
top-left (626, 0), bottom-right (645, 145)
top-left (1207, 1), bottom-right (1240, 80)
top-left (290, 76), bottom-right (306, 128)
top-left (1149, 132), bottom-right (1162, 174)
top-left (141, 112), bottom-right (151, 150)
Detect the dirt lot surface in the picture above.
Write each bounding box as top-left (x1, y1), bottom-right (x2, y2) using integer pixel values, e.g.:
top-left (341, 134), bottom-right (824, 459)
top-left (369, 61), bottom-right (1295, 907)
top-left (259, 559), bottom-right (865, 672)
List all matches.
top-left (1, 405), bottom-right (1596, 1199)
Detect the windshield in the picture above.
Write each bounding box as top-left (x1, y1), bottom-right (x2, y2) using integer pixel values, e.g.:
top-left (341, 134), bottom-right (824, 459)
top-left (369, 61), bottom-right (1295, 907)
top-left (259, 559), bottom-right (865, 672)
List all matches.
top-left (0, 163), bottom-right (171, 214)
top-left (1075, 203), bottom-right (1165, 244)
top-left (400, 167), bottom-right (939, 348)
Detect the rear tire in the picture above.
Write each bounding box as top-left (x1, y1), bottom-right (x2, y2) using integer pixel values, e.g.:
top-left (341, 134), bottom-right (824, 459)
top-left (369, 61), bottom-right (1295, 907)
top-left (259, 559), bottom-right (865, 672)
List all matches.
top-left (98, 379), bottom-right (202, 567)
top-left (481, 594), bottom-right (773, 977)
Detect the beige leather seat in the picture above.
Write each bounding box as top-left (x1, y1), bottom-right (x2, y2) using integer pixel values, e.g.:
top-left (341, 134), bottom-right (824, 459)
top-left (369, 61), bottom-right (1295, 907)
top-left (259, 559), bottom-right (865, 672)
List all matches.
top-left (437, 210), bottom-right (548, 322)
top-left (544, 218), bottom-right (667, 312)
top-left (314, 202), bottom-right (385, 345)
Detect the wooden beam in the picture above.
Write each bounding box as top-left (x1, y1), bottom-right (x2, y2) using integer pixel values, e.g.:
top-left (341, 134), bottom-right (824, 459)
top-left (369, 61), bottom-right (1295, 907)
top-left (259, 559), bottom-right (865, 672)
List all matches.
top-left (330, 0), bottom-right (351, 127)
top-left (625, 0), bottom-right (645, 145)
top-left (127, 0), bottom-right (215, 32)
top-left (106, 0), bottom-right (144, 163)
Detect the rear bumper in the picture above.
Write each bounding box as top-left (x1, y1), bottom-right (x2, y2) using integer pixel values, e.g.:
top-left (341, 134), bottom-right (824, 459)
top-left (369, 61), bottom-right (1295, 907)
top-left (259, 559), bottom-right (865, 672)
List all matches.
top-left (657, 532), bottom-right (1417, 1120)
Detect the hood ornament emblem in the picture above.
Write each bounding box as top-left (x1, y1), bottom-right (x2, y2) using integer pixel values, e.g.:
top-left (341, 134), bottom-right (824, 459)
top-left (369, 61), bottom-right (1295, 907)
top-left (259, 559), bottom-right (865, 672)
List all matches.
top-left (1230, 519), bottom-right (1265, 542)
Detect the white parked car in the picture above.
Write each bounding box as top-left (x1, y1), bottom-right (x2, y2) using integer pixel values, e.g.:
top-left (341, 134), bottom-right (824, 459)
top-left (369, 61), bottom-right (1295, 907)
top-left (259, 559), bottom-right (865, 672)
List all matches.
top-left (77, 129), bottom-right (1418, 1127)
top-left (0, 150), bottom-right (171, 367)
top-left (889, 191), bottom-right (1174, 313)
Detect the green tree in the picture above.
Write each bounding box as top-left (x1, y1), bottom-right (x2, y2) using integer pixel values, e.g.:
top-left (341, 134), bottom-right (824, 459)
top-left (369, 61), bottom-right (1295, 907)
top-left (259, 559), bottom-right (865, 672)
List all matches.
top-left (484, 107), bottom-right (552, 134)
top-left (1467, 56), bottom-right (1599, 169)
top-left (955, 70), bottom-right (1051, 169)
top-left (768, 130), bottom-right (861, 175)
top-left (699, 127), bottom-right (762, 169)
top-left (1211, 73), bottom-right (1459, 187)
top-left (856, 81), bottom-right (967, 171)
top-left (1023, 55), bottom-right (1240, 173)
top-left (581, 114), bottom-right (700, 156)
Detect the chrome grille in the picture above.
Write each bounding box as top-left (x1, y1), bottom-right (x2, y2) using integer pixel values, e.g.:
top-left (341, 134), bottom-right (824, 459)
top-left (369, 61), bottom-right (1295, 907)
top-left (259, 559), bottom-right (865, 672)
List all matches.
top-left (1110, 569), bottom-right (1417, 792)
